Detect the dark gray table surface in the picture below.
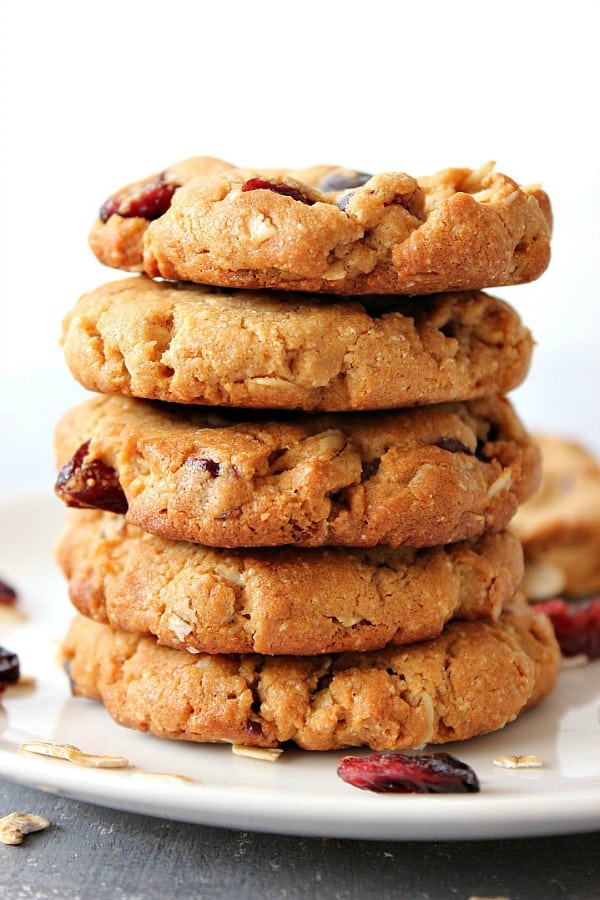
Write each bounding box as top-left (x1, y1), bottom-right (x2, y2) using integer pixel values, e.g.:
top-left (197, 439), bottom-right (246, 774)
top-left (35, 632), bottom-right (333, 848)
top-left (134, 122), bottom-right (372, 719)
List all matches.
top-left (1, 776), bottom-right (598, 900)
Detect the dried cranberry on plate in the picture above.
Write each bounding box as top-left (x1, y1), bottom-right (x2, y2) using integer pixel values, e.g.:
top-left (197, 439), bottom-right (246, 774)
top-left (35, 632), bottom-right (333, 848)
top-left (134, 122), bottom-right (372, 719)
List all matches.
top-left (337, 752), bottom-right (480, 794)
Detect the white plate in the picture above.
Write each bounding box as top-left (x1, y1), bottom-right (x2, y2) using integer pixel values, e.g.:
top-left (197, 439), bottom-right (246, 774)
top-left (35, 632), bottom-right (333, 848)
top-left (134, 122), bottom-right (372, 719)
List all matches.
top-left (1, 493), bottom-right (599, 841)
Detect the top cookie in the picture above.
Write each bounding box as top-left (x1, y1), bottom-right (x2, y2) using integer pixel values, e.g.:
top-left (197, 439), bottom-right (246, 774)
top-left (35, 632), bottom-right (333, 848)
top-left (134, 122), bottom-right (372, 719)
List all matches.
top-left (89, 157), bottom-right (552, 295)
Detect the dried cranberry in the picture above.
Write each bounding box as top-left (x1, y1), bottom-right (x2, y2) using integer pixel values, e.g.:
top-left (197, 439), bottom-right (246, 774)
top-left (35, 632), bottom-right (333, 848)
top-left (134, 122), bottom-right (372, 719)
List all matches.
top-left (55, 441), bottom-right (128, 515)
top-left (435, 438), bottom-right (474, 455)
top-left (0, 577), bottom-right (17, 606)
top-left (533, 597), bottom-right (600, 658)
top-left (188, 457), bottom-right (221, 478)
top-left (241, 178), bottom-right (314, 205)
top-left (0, 646), bottom-right (20, 687)
top-left (317, 171), bottom-right (372, 192)
top-left (244, 720), bottom-right (265, 740)
top-left (99, 172), bottom-right (177, 222)
top-left (337, 752), bottom-right (480, 793)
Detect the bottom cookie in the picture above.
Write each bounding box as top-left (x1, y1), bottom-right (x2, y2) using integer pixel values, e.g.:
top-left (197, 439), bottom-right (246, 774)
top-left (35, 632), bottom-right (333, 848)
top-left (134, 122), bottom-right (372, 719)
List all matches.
top-left (62, 607), bottom-right (560, 751)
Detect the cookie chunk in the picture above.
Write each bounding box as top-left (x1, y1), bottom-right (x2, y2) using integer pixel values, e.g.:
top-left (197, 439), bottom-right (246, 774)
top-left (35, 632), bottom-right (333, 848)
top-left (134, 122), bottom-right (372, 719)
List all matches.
top-left (62, 277), bottom-right (533, 411)
top-left (54, 395), bottom-right (541, 548)
top-left (89, 158), bottom-right (552, 295)
top-left (62, 607), bottom-right (560, 751)
top-left (57, 509), bottom-right (524, 654)
top-left (512, 436), bottom-right (600, 599)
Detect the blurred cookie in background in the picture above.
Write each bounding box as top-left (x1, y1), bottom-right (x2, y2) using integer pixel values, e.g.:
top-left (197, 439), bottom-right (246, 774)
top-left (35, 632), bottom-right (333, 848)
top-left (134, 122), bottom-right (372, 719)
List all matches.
top-left (513, 435), bottom-right (600, 600)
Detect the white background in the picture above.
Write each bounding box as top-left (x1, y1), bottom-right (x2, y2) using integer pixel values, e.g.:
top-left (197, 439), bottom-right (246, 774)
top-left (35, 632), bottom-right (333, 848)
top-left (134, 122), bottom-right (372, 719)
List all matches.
top-left (0, 0), bottom-right (599, 480)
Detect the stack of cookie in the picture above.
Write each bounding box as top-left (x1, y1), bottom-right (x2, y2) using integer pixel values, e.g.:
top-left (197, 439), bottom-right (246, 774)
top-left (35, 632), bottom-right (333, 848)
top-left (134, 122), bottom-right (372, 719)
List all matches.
top-left (54, 157), bottom-right (561, 752)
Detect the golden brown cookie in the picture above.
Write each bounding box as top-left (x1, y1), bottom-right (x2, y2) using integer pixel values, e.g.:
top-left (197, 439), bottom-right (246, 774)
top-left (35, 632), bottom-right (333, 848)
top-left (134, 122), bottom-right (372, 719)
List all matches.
top-left (61, 277), bottom-right (533, 411)
top-left (62, 606), bottom-right (560, 751)
top-left (54, 394), bottom-right (541, 548)
top-left (89, 158), bottom-right (552, 295)
top-left (512, 435), bottom-right (600, 599)
top-left (56, 509), bottom-right (524, 654)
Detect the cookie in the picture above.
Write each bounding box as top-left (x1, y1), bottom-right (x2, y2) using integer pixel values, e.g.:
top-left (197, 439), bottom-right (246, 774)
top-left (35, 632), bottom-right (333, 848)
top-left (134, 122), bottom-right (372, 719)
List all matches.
top-left (61, 277), bottom-right (533, 411)
top-left (89, 158), bottom-right (552, 295)
top-left (62, 606), bottom-right (560, 751)
top-left (56, 509), bottom-right (524, 655)
top-left (512, 435), bottom-right (600, 599)
top-left (54, 394), bottom-right (541, 548)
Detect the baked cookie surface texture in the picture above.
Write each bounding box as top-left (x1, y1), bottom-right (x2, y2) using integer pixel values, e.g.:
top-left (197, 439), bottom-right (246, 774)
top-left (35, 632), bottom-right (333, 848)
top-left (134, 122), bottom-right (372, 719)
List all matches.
top-left (56, 509), bottom-right (524, 655)
top-left (89, 158), bottom-right (552, 295)
top-left (54, 394), bottom-right (541, 548)
top-left (62, 277), bottom-right (533, 411)
top-left (62, 607), bottom-right (561, 751)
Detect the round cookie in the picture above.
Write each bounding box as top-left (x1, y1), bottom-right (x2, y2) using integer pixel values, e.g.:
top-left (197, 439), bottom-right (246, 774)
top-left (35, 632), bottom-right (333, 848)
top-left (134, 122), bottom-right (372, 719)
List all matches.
top-left (62, 277), bottom-right (533, 411)
top-left (89, 158), bottom-right (552, 295)
top-left (54, 394), bottom-right (541, 549)
top-left (56, 509), bottom-right (524, 655)
top-left (512, 435), bottom-right (600, 599)
top-left (62, 607), bottom-right (560, 751)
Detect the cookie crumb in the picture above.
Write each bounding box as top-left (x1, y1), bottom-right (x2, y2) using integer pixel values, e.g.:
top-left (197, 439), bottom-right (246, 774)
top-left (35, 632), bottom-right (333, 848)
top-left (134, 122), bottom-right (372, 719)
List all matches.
top-left (232, 744), bottom-right (283, 762)
top-left (0, 606), bottom-right (27, 624)
top-left (468, 896), bottom-right (512, 900)
top-left (493, 754), bottom-right (542, 769)
top-left (5, 674), bottom-right (36, 691)
top-left (20, 741), bottom-right (129, 768)
top-left (0, 812), bottom-right (50, 845)
top-left (130, 771), bottom-right (199, 785)
top-left (561, 653), bottom-right (589, 669)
